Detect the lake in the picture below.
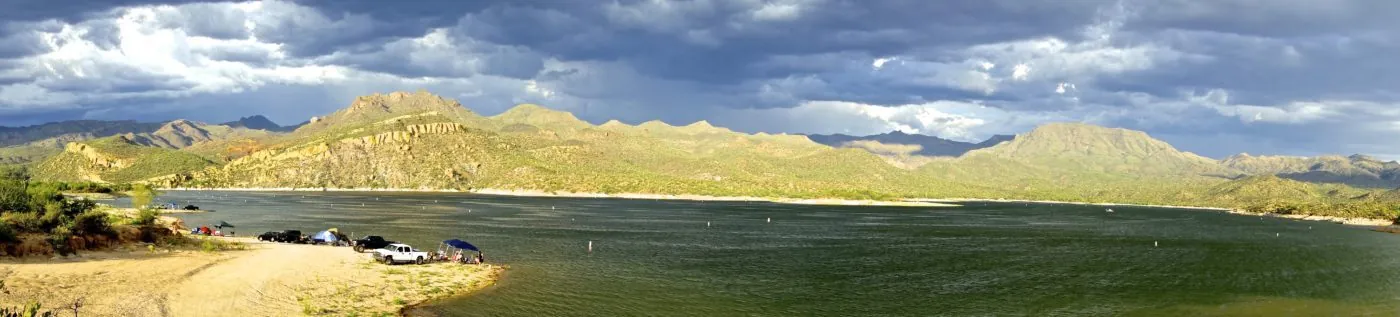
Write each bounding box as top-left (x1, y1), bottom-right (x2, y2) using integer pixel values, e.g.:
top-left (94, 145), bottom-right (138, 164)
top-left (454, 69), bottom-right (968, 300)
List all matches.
top-left (142, 191), bottom-right (1400, 316)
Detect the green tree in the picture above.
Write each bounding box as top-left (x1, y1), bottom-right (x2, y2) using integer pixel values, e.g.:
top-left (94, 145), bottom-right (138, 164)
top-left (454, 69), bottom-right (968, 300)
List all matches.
top-left (130, 184), bottom-right (160, 210)
top-left (0, 166), bottom-right (30, 213)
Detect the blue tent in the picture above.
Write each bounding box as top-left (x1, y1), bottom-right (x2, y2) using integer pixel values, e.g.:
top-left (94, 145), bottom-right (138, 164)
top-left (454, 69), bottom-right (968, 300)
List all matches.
top-left (442, 239), bottom-right (479, 251)
top-left (311, 230), bottom-right (340, 242)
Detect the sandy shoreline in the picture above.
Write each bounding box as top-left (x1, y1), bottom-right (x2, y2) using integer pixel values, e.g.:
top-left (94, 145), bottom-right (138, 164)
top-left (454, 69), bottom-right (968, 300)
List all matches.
top-left (1223, 210), bottom-right (1393, 226)
top-left (0, 237), bottom-right (501, 316)
top-left (162, 187), bottom-right (1396, 226)
top-left (162, 187), bottom-right (960, 207)
top-left (914, 198), bottom-right (1234, 211)
top-left (919, 198), bottom-right (1394, 226)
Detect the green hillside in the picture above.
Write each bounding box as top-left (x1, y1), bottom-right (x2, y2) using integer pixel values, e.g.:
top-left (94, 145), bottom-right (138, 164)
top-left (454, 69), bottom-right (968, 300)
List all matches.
top-left (17, 91), bottom-right (1400, 222)
top-left (31, 136), bottom-right (215, 183)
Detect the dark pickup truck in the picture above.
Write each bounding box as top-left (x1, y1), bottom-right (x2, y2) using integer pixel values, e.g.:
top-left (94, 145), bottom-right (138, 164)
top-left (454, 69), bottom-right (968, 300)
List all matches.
top-left (274, 230), bottom-right (306, 243)
top-left (352, 235), bottom-right (396, 252)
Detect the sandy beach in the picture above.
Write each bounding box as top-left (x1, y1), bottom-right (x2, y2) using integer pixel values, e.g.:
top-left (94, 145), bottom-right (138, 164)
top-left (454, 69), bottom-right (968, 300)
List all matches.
top-left (163, 187), bottom-right (961, 207)
top-left (920, 198), bottom-right (1395, 226)
top-left (0, 237), bottom-right (501, 316)
top-left (1223, 210), bottom-right (1394, 226)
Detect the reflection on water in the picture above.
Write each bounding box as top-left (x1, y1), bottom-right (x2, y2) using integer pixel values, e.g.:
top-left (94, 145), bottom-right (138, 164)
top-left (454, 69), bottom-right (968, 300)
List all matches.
top-left (139, 191), bottom-right (1400, 316)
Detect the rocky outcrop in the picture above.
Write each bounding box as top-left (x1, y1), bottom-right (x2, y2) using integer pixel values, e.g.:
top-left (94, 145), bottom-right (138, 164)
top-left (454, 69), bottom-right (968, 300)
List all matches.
top-left (406, 123), bottom-right (463, 135)
top-left (63, 142), bottom-right (128, 169)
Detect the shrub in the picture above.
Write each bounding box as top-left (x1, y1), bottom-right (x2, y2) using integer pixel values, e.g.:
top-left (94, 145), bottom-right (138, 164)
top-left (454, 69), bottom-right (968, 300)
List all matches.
top-left (131, 208), bottom-right (160, 226)
top-left (1, 212), bottom-right (43, 232)
top-left (69, 210), bottom-right (113, 237)
top-left (0, 302), bottom-right (58, 317)
top-left (0, 222), bottom-right (15, 244)
top-left (46, 227), bottom-right (73, 256)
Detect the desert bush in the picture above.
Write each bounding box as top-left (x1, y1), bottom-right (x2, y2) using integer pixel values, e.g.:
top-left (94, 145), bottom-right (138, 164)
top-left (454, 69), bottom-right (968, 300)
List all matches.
top-left (1, 212), bottom-right (44, 232)
top-left (131, 208), bottom-right (160, 226)
top-left (0, 222), bottom-right (15, 244)
top-left (69, 211), bottom-right (113, 237)
top-left (0, 302), bottom-right (58, 317)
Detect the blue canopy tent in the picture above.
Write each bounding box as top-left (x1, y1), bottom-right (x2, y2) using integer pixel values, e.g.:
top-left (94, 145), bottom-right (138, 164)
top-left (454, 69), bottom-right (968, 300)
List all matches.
top-left (437, 239), bottom-right (482, 264)
top-left (442, 239), bottom-right (479, 251)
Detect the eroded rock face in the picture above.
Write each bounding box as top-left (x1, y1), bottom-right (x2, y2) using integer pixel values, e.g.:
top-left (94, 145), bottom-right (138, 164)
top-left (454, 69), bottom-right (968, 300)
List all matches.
top-left (406, 123), bottom-right (463, 135)
top-left (64, 142), bottom-right (128, 169)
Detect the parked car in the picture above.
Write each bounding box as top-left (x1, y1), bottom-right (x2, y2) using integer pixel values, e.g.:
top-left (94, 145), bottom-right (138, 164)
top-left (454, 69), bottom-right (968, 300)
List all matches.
top-left (352, 235), bottom-right (396, 252)
top-left (372, 243), bottom-right (429, 265)
top-left (256, 231), bottom-right (279, 241)
top-left (274, 230), bottom-right (305, 243)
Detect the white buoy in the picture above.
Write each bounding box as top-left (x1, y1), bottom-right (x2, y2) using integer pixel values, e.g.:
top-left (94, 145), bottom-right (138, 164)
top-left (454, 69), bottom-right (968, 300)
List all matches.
top-left (1154, 241), bottom-right (1158, 247)
top-left (767, 217), bottom-right (771, 223)
top-left (707, 221), bottom-right (711, 227)
top-left (1276, 233), bottom-right (1280, 237)
top-left (434, 200), bottom-right (438, 203)
top-left (588, 240), bottom-right (593, 252)
top-left (552, 206), bottom-right (555, 210)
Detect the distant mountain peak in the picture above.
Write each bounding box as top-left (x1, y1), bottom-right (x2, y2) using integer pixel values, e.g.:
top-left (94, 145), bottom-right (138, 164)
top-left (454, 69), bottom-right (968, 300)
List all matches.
top-left (600, 119), bottom-right (628, 128)
top-left (805, 130), bottom-right (1003, 157)
top-left (966, 122), bottom-right (1228, 176)
top-left (347, 91), bottom-right (463, 115)
top-left (493, 103), bottom-right (589, 130)
top-left (687, 120), bottom-right (714, 128)
top-left (498, 103), bottom-right (572, 117)
top-left (1349, 154), bottom-right (1380, 162)
top-left (221, 115), bottom-right (287, 132)
top-left (638, 120), bottom-right (673, 129)
top-left (677, 120), bottom-right (732, 134)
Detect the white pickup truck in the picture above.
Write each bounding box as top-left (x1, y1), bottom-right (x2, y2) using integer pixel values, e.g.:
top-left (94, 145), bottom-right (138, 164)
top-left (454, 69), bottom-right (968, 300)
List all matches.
top-left (372, 243), bottom-right (429, 265)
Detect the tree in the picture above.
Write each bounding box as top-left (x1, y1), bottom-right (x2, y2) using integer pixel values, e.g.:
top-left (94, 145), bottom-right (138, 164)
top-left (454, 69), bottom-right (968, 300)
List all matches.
top-left (0, 166), bottom-right (30, 213)
top-left (130, 184), bottom-right (160, 210)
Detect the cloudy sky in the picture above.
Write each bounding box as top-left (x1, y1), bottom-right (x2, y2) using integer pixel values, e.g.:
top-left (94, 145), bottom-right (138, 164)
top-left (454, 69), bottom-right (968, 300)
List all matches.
top-left (1, 0), bottom-right (1398, 159)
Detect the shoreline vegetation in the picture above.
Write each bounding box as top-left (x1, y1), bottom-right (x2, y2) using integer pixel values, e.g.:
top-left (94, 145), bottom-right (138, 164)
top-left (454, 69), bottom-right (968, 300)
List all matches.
top-left (0, 236), bottom-right (502, 316)
top-left (161, 187), bottom-right (1398, 226)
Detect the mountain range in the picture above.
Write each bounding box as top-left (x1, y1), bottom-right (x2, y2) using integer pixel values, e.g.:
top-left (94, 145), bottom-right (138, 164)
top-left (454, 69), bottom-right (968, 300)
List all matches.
top-left (3, 90), bottom-right (1399, 220)
top-left (804, 131), bottom-right (1015, 157)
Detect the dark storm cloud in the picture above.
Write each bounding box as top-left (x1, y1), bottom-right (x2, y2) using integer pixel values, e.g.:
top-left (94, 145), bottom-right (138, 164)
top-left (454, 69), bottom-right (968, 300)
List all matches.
top-left (153, 2), bottom-right (255, 40)
top-left (1129, 0), bottom-right (1400, 38)
top-left (453, 0), bottom-right (1108, 86)
top-left (5, 0), bottom-right (1400, 159)
top-left (0, 31), bottom-right (46, 58)
top-left (0, 0), bottom-right (203, 22)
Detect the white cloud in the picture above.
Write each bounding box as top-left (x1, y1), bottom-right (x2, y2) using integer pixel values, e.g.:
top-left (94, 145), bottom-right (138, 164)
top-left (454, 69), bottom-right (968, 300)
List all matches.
top-left (719, 100), bottom-right (1066, 141)
top-left (872, 57), bottom-right (896, 70)
top-left (1, 1), bottom-right (357, 108)
top-left (525, 80), bottom-right (555, 98)
top-left (751, 1), bottom-right (804, 22)
top-left (1055, 82), bottom-right (1076, 94)
top-left (1011, 63), bottom-right (1031, 80)
top-left (603, 0), bottom-right (714, 32)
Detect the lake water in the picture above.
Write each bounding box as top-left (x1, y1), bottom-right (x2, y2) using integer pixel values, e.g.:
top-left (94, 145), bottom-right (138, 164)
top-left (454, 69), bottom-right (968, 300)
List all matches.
top-left (141, 191), bottom-right (1400, 316)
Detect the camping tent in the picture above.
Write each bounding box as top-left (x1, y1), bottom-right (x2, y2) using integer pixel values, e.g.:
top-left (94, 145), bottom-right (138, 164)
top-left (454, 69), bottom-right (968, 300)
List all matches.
top-left (311, 230), bottom-right (341, 243)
